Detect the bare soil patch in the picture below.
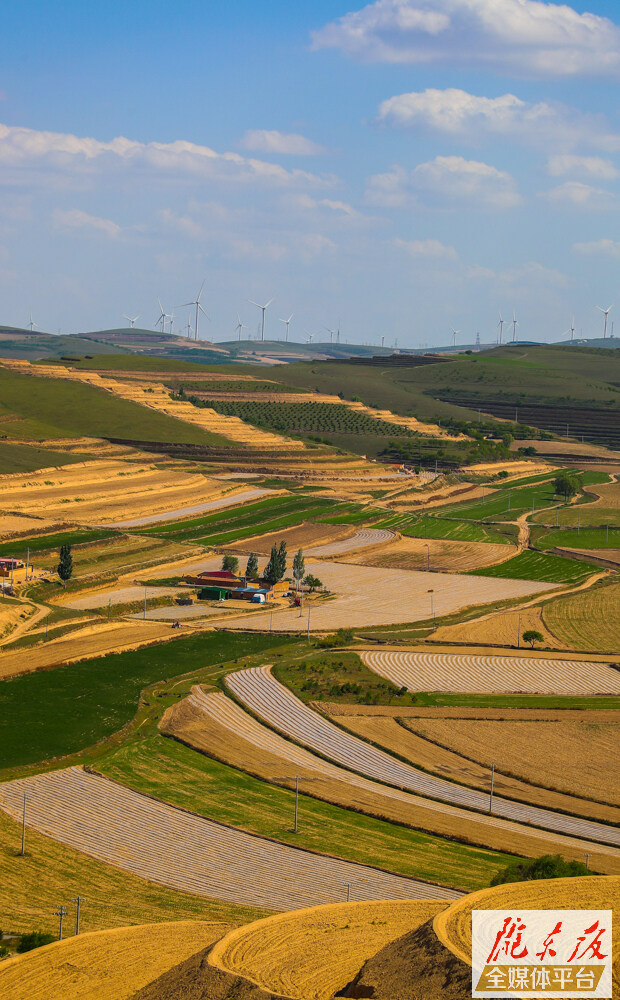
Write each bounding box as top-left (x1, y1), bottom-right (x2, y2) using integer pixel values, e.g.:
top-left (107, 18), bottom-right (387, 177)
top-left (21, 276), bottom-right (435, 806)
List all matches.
top-left (348, 537), bottom-right (514, 573)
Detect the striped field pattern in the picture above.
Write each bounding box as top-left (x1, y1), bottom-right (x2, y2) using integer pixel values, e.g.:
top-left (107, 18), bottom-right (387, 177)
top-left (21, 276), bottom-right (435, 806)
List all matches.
top-left (225, 667), bottom-right (620, 847)
top-left (0, 768), bottom-right (453, 911)
top-left (361, 650), bottom-right (620, 696)
top-left (306, 529), bottom-right (395, 557)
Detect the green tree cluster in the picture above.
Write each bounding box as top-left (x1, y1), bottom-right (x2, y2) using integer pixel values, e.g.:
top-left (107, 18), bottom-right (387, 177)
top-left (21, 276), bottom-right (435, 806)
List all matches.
top-left (491, 854), bottom-right (592, 886)
top-left (264, 541), bottom-right (287, 585)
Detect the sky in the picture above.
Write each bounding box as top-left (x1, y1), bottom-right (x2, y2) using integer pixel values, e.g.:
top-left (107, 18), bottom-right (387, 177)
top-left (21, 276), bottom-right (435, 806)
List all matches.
top-left (2, 0), bottom-right (620, 347)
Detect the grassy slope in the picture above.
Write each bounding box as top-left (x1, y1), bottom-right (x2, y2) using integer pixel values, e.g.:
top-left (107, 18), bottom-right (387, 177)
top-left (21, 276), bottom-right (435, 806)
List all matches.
top-left (0, 632), bottom-right (289, 770)
top-left (535, 525), bottom-right (620, 550)
top-left (0, 441), bottom-right (91, 474)
top-left (38, 354), bottom-right (222, 372)
top-left (0, 809), bottom-right (269, 936)
top-left (98, 734), bottom-right (514, 892)
top-left (0, 368), bottom-right (229, 444)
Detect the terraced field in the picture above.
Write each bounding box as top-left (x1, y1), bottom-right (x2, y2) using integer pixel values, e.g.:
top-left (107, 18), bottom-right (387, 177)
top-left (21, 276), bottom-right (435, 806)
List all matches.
top-left (226, 667), bottom-right (620, 845)
top-left (0, 768), bottom-right (450, 910)
top-left (362, 649), bottom-right (620, 696)
top-left (543, 579), bottom-right (620, 651)
top-left (305, 528), bottom-right (395, 557)
top-left (0, 920), bottom-right (223, 1000)
top-left (347, 537), bottom-right (514, 573)
top-left (105, 487), bottom-right (274, 528)
top-left (209, 900), bottom-right (448, 1000)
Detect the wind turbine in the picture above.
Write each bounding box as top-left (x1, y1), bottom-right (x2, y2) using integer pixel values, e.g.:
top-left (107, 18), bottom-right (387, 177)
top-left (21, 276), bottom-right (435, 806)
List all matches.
top-left (178, 279), bottom-right (209, 341)
top-left (304, 331), bottom-right (315, 344)
top-left (27, 313), bottom-right (38, 333)
top-left (565, 315), bottom-right (576, 343)
top-left (235, 314), bottom-right (247, 342)
top-left (596, 303), bottom-right (613, 339)
top-left (279, 313), bottom-right (293, 342)
top-left (248, 297), bottom-right (274, 342)
top-left (123, 314), bottom-right (140, 329)
top-left (181, 315), bottom-right (192, 338)
top-left (497, 312), bottom-right (504, 345)
top-left (155, 298), bottom-right (167, 333)
top-left (167, 311), bottom-right (175, 337)
top-left (450, 327), bottom-right (460, 347)
top-left (511, 310), bottom-right (519, 342)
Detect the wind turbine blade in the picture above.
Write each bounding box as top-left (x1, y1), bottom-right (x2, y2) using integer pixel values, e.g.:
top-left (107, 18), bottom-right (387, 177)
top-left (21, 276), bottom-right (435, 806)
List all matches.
top-left (197, 278), bottom-right (206, 301)
top-left (198, 304), bottom-right (210, 320)
top-left (176, 301), bottom-right (194, 309)
top-left (247, 299), bottom-right (262, 309)
top-left (264, 297), bottom-right (275, 309)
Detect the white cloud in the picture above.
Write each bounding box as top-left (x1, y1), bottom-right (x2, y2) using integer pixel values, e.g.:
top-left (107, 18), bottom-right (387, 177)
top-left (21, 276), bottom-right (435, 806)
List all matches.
top-left (158, 209), bottom-right (204, 239)
top-left (573, 238), bottom-right (620, 258)
top-left (468, 259), bottom-right (567, 289)
top-left (0, 122), bottom-right (333, 188)
top-left (312, 0), bottom-right (620, 78)
top-left (395, 237), bottom-right (457, 259)
top-left (53, 208), bottom-right (121, 237)
top-left (546, 154), bottom-right (618, 179)
top-left (366, 157), bottom-right (519, 208)
top-left (240, 130), bottom-right (326, 156)
top-left (544, 181), bottom-right (615, 208)
top-left (376, 87), bottom-right (620, 151)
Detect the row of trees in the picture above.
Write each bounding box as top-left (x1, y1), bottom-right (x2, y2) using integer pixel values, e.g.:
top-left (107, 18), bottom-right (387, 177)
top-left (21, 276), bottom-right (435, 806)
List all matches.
top-left (220, 544), bottom-right (322, 591)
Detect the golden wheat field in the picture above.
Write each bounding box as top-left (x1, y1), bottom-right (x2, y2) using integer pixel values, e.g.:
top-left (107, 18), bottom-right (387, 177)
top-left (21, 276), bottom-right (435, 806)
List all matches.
top-left (433, 605), bottom-right (562, 647)
top-left (209, 899), bottom-right (448, 1000)
top-left (347, 537), bottom-right (515, 573)
top-left (0, 921), bottom-right (224, 1000)
top-left (435, 876), bottom-right (619, 975)
top-left (401, 718), bottom-right (620, 807)
top-left (543, 580), bottom-right (620, 651)
top-left (227, 521), bottom-right (355, 555)
top-left (334, 713), bottom-right (619, 822)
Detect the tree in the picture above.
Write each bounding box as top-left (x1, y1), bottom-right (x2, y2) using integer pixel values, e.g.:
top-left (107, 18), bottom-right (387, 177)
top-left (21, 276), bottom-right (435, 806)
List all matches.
top-left (264, 544), bottom-right (281, 585)
top-left (491, 854), bottom-right (591, 887)
top-left (303, 573), bottom-right (322, 592)
top-left (292, 549), bottom-right (305, 589)
top-left (17, 931), bottom-right (55, 953)
top-left (277, 540), bottom-right (287, 580)
top-left (523, 629), bottom-right (544, 648)
top-left (554, 472), bottom-right (578, 500)
top-left (245, 552), bottom-right (259, 579)
top-left (221, 554), bottom-right (239, 574)
top-left (57, 544), bottom-right (73, 587)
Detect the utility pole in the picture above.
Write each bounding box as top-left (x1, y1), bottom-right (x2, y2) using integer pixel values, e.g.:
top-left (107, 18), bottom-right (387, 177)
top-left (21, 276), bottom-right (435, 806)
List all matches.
top-left (307, 606), bottom-right (311, 642)
top-left (108, 597), bottom-right (111, 619)
top-left (72, 896), bottom-right (85, 935)
top-left (294, 775), bottom-right (299, 833)
top-left (54, 905), bottom-right (67, 940)
top-left (269, 609), bottom-right (273, 633)
top-left (517, 613), bottom-right (521, 649)
top-left (425, 544), bottom-right (430, 572)
top-left (26, 547), bottom-right (29, 581)
top-left (20, 791), bottom-right (27, 856)
top-left (345, 882), bottom-right (352, 902)
top-left (489, 760), bottom-right (495, 814)
top-left (144, 586), bottom-right (147, 619)
top-left (584, 853), bottom-right (590, 871)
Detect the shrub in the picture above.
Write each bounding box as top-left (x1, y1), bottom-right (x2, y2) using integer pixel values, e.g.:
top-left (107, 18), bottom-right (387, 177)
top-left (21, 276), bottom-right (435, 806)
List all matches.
top-left (491, 855), bottom-right (592, 887)
top-left (17, 931), bottom-right (55, 953)
top-left (221, 554), bottom-right (239, 574)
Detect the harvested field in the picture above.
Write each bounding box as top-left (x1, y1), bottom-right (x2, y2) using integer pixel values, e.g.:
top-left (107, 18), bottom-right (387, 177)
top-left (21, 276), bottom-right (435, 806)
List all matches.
top-left (0, 513), bottom-right (60, 537)
top-left (432, 605), bottom-right (561, 648)
top-left (319, 703), bottom-right (620, 721)
top-left (543, 579), bottom-right (620, 651)
top-left (0, 920), bottom-right (223, 1000)
top-left (32, 534), bottom-right (203, 584)
top-left (105, 487), bottom-right (275, 527)
top-left (0, 457), bottom-right (232, 525)
top-left (348, 537), bottom-right (514, 573)
top-left (0, 619), bottom-right (173, 679)
top-left (133, 603), bottom-right (239, 621)
top-left (558, 546), bottom-right (620, 566)
top-left (341, 876), bottom-right (619, 1000)
top-left (400, 717), bottom-right (620, 807)
top-left (66, 584), bottom-right (180, 610)
top-left (210, 900), bottom-right (448, 1000)
top-left (333, 714), bottom-right (619, 822)
top-left (362, 649), bottom-right (620, 695)
top-left (223, 561), bottom-right (556, 631)
top-left (305, 528), bottom-right (395, 557)
top-left (226, 667), bottom-right (620, 846)
top-left (0, 768), bottom-right (446, 910)
top-left (227, 522), bottom-right (355, 556)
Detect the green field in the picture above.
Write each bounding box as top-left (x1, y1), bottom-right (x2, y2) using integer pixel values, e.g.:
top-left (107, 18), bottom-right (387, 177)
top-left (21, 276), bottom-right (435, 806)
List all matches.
top-left (471, 549), bottom-right (598, 584)
top-left (98, 734), bottom-right (515, 892)
top-left (397, 515), bottom-right (512, 543)
top-left (0, 527), bottom-right (117, 557)
top-left (533, 505), bottom-right (620, 528)
top-left (39, 353), bottom-right (218, 372)
top-left (0, 632), bottom-right (289, 771)
top-left (441, 482), bottom-right (561, 521)
top-left (535, 526), bottom-right (620, 550)
top-left (0, 440), bottom-right (91, 473)
top-left (0, 367), bottom-right (230, 444)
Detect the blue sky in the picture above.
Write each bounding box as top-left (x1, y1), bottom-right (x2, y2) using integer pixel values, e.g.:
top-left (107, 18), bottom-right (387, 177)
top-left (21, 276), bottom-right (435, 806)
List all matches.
top-left (2, 0), bottom-right (620, 346)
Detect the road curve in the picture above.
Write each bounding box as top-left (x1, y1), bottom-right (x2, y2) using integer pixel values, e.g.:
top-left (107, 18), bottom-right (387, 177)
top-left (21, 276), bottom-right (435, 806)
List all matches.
top-left (0, 768), bottom-right (457, 911)
top-left (102, 488), bottom-right (273, 528)
top-left (225, 667), bottom-right (620, 847)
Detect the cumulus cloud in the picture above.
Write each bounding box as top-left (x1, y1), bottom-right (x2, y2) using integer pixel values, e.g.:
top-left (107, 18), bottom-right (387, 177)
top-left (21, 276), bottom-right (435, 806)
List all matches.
top-left (311, 0), bottom-right (620, 78)
top-left (544, 181), bottom-right (616, 208)
top-left (546, 154), bottom-right (618, 179)
top-left (53, 208), bottom-right (121, 237)
top-left (573, 238), bottom-right (620, 258)
top-left (240, 130), bottom-right (326, 156)
top-left (376, 88), bottom-right (620, 151)
top-left (0, 122), bottom-right (333, 188)
top-left (395, 237), bottom-right (457, 259)
top-left (366, 156), bottom-right (519, 209)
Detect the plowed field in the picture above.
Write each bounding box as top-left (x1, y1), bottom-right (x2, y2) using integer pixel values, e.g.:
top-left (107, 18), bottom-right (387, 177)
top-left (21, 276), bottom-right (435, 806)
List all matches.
top-left (210, 900), bottom-right (448, 1000)
top-left (362, 649), bottom-right (620, 695)
top-left (347, 538), bottom-right (514, 573)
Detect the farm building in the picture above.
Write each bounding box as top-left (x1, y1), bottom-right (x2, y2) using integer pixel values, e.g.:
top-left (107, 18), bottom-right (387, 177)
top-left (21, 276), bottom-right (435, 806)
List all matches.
top-left (0, 558), bottom-right (24, 571)
top-left (184, 570), bottom-right (248, 589)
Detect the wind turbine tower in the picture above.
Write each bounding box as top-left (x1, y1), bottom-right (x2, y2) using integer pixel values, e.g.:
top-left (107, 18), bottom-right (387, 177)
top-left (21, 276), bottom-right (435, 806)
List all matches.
top-left (279, 313), bottom-right (293, 342)
top-left (248, 297), bottom-right (274, 342)
top-left (28, 313), bottom-right (38, 333)
top-left (511, 310), bottom-right (519, 342)
top-left (497, 312), bottom-right (504, 345)
top-left (451, 327), bottom-right (460, 347)
top-left (123, 315), bottom-right (140, 329)
top-left (155, 299), bottom-right (167, 333)
top-left (596, 303), bottom-right (613, 339)
top-left (235, 314), bottom-right (247, 341)
top-left (179, 279), bottom-right (209, 341)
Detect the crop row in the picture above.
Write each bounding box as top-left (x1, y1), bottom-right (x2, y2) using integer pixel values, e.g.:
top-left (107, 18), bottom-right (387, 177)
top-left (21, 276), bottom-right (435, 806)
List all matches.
top-left (0, 527), bottom-right (116, 557)
top-left (192, 400), bottom-right (417, 437)
top-left (471, 549), bottom-right (598, 584)
top-left (139, 495), bottom-right (335, 537)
